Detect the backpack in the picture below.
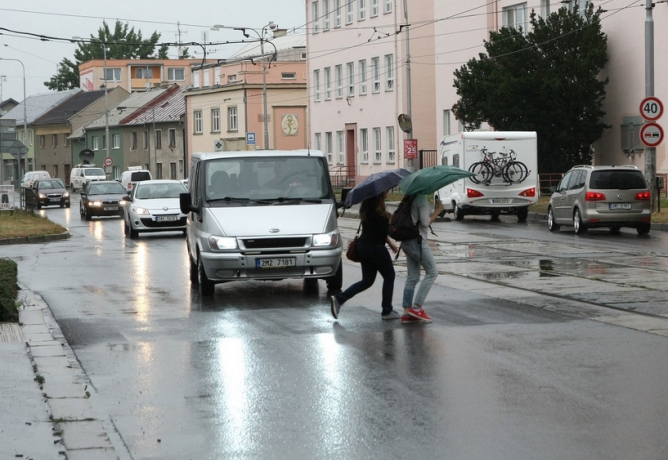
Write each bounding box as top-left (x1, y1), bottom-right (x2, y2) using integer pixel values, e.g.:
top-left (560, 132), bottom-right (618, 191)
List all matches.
top-left (388, 195), bottom-right (420, 242)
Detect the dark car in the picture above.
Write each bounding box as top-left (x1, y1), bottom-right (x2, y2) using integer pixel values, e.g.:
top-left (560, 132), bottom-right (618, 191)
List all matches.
top-left (32, 179), bottom-right (70, 209)
top-left (80, 180), bottom-right (127, 220)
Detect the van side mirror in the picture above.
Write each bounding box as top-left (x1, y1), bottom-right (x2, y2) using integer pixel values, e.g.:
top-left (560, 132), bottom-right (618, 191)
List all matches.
top-left (180, 192), bottom-right (197, 214)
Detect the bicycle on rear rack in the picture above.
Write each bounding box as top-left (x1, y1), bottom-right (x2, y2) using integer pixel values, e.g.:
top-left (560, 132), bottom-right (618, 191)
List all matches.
top-left (468, 148), bottom-right (528, 184)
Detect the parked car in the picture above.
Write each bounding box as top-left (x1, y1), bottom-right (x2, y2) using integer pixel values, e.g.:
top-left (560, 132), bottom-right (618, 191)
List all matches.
top-left (122, 179), bottom-right (187, 238)
top-left (79, 180), bottom-right (127, 220)
top-left (32, 179), bottom-right (70, 209)
top-left (71, 166), bottom-right (107, 191)
top-left (547, 165), bottom-right (651, 235)
top-left (119, 169), bottom-right (152, 193)
top-left (21, 171), bottom-right (51, 188)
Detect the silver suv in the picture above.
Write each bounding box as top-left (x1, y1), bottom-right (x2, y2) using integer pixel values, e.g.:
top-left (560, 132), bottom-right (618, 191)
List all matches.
top-left (547, 165), bottom-right (651, 235)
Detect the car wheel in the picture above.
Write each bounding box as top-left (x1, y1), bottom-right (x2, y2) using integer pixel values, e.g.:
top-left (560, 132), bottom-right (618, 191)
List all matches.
top-left (303, 278), bottom-right (319, 295)
top-left (65, 203), bottom-right (70, 209)
top-left (637, 224), bottom-right (651, 235)
top-left (490, 211), bottom-right (500, 221)
top-left (84, 208), bottom-right (92, 221)
top-left (79, 205), bottom-right (85, 219)
top-left (609, 226), bottom-right (621, 235)
top-left (198, 255), bottom-right (215, 296)
top-left (547, 207), bottom-right (561, 232)
top-left (453, 202), bottom-right (464, 221)
top-left (516, 207), bottom-right (528, 223)
top-left (189, 256), bottom-right (198, 283)
top-left (326, 260), bottom-right (343, 293)
top-left (573, 208), bottom-right (587, 235)
top-left (124, 221), bottom-right (129, 236)
top-left (129, 224), bottom-right (139, 239)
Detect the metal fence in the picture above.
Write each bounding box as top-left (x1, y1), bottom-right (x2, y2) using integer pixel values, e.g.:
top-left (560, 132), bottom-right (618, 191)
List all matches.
top-left (418, 150), bottom-right (439, 169)
top-left (329, 165), bottom-right (356, 189)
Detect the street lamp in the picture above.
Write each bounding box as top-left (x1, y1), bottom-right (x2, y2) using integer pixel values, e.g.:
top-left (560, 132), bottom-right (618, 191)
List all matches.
top-left (213, 22), bottom-right (277, 150)
top-left (0, 58), bottom-right (27, 182)
top-left (73, 37), bottom-right (110, 163)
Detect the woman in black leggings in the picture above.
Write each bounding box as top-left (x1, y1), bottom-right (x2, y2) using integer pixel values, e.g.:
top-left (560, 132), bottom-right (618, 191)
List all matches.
top-left (330, 190), bottom-right (400, 320)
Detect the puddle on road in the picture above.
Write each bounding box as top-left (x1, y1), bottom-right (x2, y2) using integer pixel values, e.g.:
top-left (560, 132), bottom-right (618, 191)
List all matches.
top-left (467, 270), bottom-right (559, 282)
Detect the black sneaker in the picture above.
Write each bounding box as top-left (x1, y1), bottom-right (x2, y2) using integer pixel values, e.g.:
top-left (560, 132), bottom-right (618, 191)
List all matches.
top-left (330, 295), bottom-right (341, 319)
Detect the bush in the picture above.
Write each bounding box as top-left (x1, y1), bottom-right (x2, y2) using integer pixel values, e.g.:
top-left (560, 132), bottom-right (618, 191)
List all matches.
top-left (0, 258), bottom-right (19, 322)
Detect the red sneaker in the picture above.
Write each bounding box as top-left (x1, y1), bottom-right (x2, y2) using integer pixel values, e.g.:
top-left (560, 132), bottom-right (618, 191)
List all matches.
top-left (401, 314), bottom-right (421, 324)
top-left (408, 307), bottom-right (432, 323)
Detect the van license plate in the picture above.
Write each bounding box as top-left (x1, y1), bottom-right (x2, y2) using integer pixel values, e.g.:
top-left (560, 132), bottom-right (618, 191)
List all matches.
top-left (610, 203), bottom-right (631, 210)
top-left (157, 215), bottom-right (178, 222)
top-left (492, 199), bottom-right (510, 204)
top-left (256, 258), bottom-right (296, 269)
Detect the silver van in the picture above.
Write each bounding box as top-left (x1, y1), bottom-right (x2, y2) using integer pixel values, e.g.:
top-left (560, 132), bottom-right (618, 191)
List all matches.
top-left (180, 150), bottom-right (343, 296)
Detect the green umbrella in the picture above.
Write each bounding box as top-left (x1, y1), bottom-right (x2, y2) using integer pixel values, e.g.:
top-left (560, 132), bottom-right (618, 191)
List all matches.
top-left (399, 165), bottom-right (477, 196)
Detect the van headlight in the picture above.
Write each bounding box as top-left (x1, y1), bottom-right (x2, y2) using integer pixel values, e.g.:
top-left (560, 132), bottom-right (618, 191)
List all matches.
top-left (313, 230), bottom-right (340, 247)
top-left (208, 235), bottom-right (238, 250)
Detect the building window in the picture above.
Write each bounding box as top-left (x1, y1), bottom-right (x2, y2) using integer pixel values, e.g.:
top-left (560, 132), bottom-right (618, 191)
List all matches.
top-left (325, 67), bottom-right (332, 100)
top-left (312, 2), bottom-right (320, 33)
top-left (193, 70), bottom-right (200, 88)
top-left (315, 132), bottom-right (322, 151)
top-left (314, 69), bottom-right (321, 102)
top-left (63, 134), bottom-right (70, 147)
top-left (325, 132), bottom-right (333, 164)
top-left (178, 160), bottom-right (184, 176)
top-left (385, 54), bottom-right (394, 91)
top-left (168, 68), bottom-right (185, 81)
top-left (359, 60), bottom-right (367, 95)
top-left (360, 128), bottom-right (368, 163)
top-left (335, 0), bottom-right (342, 26)
top-left (346, 0), bottom-right (354, 23)
top-left (202, 70), bottom-right (210, 87)
top-left (194, 110), bottom-right (203, 134)
top-left (540, 0), bottom-right (550, 17)
top-left (323, 0), bottom-right (330, 30)
top-left (104, 68), bottom-right (121, 81)
top-left (228, 107), bottom-right (238, 131)
top-left (212, 108), bottom-right (221, 132)
top-left (170, 162), bottom-right (177, 180)
top-left (503, 3), bottom-right (527, 32)
top-left (228, 74), bottom-right (238, 83)
top-left (282, 72), bottom-right (297, 80)
top-left (143, 131), bottom-right (149, 150)
top-left (51, 134), bottom-right (57, 147)
top-left (337, 131), bottom-right (344, 164)
top-left (335, 65), bottom-right (343, 98)
top-left (373, 127), bottom-right (381, 162)
top-left (169, 128), bottom-right (176, 148)
top-left (156, 162), bottom-right (163, 180)
top-left (371, 0), bottom-right (379, 16)
top-left (39, 135), bottom-right (45, 149)
top-left (384, 0), bottom-right (392, 13)
top-left (358, 0), bottom-right (366, 20)
top-left (113, 133), bottom-right (121, 149)
top-left (347, 62), bottom-right (354, 97)
top-left (93, 136), bottom-right (99, 151)
top-left (155, 130), bottom-right (162, 149)
top-left (443, 110), bottom-right (451, 136)
top-left (371, 57), bottom-right (380, 93)
top-left (130, 132), bottom-right (137, 150)
top-left (386, 126), bottom-right (395, 163)
top-left (136, 67), bottom-right (154, 79)
top-left (29, 130), bottom-right (34, 146)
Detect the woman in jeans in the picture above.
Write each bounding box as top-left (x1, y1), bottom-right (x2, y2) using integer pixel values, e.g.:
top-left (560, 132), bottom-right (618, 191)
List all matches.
top-left (330, 190), bottom-right (400, 320)
top-left (401, 195), bottom-right (444, 324)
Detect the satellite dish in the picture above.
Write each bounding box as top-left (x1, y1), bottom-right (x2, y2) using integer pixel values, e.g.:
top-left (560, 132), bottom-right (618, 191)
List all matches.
top-left (398, 113), bottom-right (412, 133)
top-left (79, 149), bottom-right (95, 164)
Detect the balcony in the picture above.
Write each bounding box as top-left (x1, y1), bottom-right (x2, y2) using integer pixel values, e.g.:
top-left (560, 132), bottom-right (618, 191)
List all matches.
top-left (131, 78), bottom-right (162, 90)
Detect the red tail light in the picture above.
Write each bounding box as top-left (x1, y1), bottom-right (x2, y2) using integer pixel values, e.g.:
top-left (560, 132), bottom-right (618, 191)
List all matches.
top-left (635, 191), bottom-right (650, 201)
top-left (467, 188), bottom-right (484, 198)
top-left (519, 187), bottom-right (536, 197)
top-left (585, 192), bottom-right (606, 201)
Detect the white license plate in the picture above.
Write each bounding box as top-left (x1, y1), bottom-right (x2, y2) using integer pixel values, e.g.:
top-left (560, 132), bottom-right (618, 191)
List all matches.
top-left (49, 198), bottom-right (59, 202)
top-left (492, 199), bottom-right (511, 204)
top-left (104, 206), bottom-right (118, 211)
top-left (256, 258), bottom-right (296, 269)
top-left (609, 203), bottom-right (631, 210)
top-left (157, 215), bottom-right (178, 222)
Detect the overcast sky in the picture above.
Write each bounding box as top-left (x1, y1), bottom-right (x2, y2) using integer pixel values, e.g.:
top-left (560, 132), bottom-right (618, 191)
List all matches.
top-left (0, 1), bottom-right (307, 103)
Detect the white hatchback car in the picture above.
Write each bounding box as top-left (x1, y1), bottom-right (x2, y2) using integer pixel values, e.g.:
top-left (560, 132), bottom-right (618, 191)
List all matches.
top-left (122, 179), bottom-right (188, 238)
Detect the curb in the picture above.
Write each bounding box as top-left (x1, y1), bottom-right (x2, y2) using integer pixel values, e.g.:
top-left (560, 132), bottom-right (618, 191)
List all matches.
top-left (0, 231), bottom-right (71, 246)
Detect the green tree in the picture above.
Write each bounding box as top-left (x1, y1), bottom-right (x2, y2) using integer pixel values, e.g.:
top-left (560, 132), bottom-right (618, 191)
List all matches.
top-left (44, 20), bottom-right (170, 91)
top-left (452, 4), bottom-right (609, 173)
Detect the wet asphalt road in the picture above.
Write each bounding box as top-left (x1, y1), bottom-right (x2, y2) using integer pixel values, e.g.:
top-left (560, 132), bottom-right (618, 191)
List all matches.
top-left (3, 196), bottom-right (668, 460)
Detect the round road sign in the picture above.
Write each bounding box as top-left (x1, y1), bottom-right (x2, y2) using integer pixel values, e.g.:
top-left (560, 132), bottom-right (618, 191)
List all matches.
top-left (640, 96), bottom-right (663, 121)
top-left (103, 157), bottom-right (114, 167)
top-left (639, 122), bottom-right (664, 148)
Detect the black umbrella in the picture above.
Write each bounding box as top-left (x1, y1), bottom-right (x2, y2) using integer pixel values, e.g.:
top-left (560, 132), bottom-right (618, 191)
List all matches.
top-left (343, 168), bottom-right (411, 208)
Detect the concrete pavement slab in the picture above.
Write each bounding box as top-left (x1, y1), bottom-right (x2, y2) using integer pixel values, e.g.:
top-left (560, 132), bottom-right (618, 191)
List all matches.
top-left (49, 397), bottom-right (98, 420)
top-left (20, 308), bottom-right (49, 325)
top-left (594, 314), bottom-right (668, 335)
top-left (44, 381), bottom-right (89, 399)
top-left (30, 343), bottom-right (66, 357)
top-left (24, 331), bottom-right (58, 342)
top-left (60, 419), bottom-right (115, 450)
top-left (67, 448), bottom-right (120, 460)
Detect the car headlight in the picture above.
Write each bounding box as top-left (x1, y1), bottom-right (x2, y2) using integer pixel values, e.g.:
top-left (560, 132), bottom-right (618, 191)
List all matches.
top-left (63, 192), bottom-right (70, 198)
top-left (132, 206), bottom-right (150, 215)
top-left (38, 193), bottom-right (46, 199)
top-left (208, 235), bottom-right (238, 250)
top-left (89, 200), bottom-right (103, 207)
top-left (313, 230), bottom-right (340, 247)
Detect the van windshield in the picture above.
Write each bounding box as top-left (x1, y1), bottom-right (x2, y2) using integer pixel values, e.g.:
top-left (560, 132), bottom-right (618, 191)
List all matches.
top-left (84, 168), bottom-right (106, 176)
top-left (204, 156), bottom-right (333, 203)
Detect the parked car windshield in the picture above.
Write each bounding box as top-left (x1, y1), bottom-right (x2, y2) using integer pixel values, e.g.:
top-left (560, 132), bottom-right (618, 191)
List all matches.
top-left (88, 182), bottom-right (126, 195)
top-left (84, 168), bottom-right (106, 176)
top-left (589, 170), bottom-right (647, 190)
top-left (135, 182), bottom-right (186, 199)
top-left (203, 156), bottom-right (333, 203)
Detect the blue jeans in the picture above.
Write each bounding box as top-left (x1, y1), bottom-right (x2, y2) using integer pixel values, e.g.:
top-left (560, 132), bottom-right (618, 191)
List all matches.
top-left (336, 240), bottom-right (395, 315)
top-left (401, 237), bottom-right (438, 309)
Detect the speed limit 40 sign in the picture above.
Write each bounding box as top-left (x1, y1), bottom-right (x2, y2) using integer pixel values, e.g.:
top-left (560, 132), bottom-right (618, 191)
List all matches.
top-left (640, 96), bottom-right (663, 121)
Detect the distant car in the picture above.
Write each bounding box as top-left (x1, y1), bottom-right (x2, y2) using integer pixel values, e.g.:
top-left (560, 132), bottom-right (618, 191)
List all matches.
top-left (32, 179), bottom-right (70, 209)
top-left (122, 180), bottom-right (188, 238)
top-left (70, 166), bottom-right (107, 191)
top-left (79, 180), bottom-right (127, 220)
top-left (547, 165), bottom-right (651, 235)
top-left (119, 169), bottom-right (152, 193)
top-left (21, 171), bottom-right (51, 188)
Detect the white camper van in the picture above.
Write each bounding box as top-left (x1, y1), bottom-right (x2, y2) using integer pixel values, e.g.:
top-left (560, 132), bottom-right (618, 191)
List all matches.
top-left (180, 150), bottom-right (343, 296)
top-left (434, 131), bottom-right (539, 222)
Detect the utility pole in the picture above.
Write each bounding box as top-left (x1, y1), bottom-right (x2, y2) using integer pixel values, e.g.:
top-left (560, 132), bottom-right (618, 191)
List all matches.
top-left (403, 0), bottom-right (414, 172)
top-left (643, 0), bottom-right (656, 212)
top-left (0, 75), bottom-right (5, 103)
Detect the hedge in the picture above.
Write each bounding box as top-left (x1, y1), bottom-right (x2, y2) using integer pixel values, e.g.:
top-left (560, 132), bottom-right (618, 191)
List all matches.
top-left (0, 258), bottom-right (19, 322)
